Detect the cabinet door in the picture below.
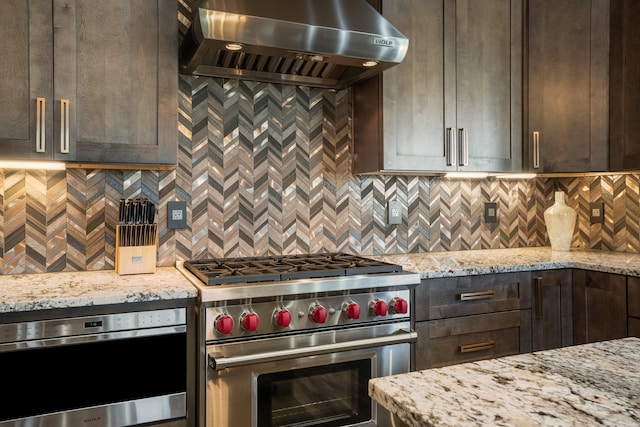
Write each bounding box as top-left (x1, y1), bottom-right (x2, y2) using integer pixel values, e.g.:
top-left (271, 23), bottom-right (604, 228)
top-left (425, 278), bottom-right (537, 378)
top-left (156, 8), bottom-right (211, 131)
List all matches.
top-left (531, 270), bottom-right (573, 351)
top-left (610, 0), bottom-right (640, 170)
top-left (453, 0), bottom-right (522, 172)
top-left (527, 0), bottom-right (609, 172)
top-left (53, 0), bottom-right (177, 165)
top-left (376, 0), bottom-right (452, 172)
top-left (629, 277), bottom-right (640, 337)
top-left (572, 270), bottom-right (627, 344)
top-left (0, 1), bottom-right (53, 160)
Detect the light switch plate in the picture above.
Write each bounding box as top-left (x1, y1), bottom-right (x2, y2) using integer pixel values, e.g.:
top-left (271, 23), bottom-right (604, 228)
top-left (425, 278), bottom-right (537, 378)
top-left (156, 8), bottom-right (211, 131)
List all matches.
top-left (590, 202), bottom-right (604, 224)
top-left (167, 201), bottom-right (187, 229)
top-left (485, 202), bottom-right (498, 224)
top-left (388, 201), bottom-right (402, 225)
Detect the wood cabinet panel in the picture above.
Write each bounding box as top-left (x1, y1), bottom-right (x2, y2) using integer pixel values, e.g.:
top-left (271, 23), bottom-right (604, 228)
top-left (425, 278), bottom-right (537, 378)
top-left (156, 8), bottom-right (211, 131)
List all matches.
top-left (610, 0), bottom-right (640, 170)
top-left (415, 310), bottom-right (531, 369)
top-left (353, 0), bottom-right (522, 173)
top-left (0, 1), bottom-right (53, 160)
top-left (526, 0), bottom-right (609, 172)
top-left (629, 276), bottom-right (640, 318)
top-left (415, 272), bottom-right (531, 321)
top-left (530, 270), bottom-right (573, 351)
top-left (572, 270), bottom-right (627, 344)
top-left (0, 0), bottom-right (177, 166)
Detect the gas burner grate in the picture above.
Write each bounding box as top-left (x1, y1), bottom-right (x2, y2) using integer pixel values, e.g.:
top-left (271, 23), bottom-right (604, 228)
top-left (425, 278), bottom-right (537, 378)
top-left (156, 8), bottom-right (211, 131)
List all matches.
top-left (183, 253), bottom-right (402, 286)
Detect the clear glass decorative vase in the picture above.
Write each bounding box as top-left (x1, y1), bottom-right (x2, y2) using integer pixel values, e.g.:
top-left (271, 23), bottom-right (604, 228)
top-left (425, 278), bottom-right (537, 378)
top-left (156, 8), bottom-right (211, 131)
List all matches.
top-left (544, 191), bottom-right (577, 251)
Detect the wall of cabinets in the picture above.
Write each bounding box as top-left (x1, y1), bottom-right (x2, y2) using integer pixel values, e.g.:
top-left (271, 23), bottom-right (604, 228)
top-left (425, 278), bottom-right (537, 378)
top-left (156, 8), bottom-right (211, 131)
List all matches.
top-left (0, 0), bottom-right (177, 167)
top-left (353, 0), bottom-right (522, 174)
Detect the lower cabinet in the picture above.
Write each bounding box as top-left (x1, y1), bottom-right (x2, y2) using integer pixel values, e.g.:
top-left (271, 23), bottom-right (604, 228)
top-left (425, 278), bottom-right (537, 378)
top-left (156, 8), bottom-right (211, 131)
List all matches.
top-left (530, 270), bottom-right (573, 351)
top-left (415, 310), bottom-right (531, 369)
top-left (572, 270), bottom-right (627, 344)
top-left (414, 272), bottom-right (532, 369)
top-left (629, 277), bottom-right (640, 337)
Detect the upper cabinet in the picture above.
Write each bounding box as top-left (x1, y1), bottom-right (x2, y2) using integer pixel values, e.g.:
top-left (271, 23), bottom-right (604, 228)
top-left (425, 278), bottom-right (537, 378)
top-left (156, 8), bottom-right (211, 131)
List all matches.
top-left (526, 0), bottom-right (610, 173)
top-left (353, 0), bottom-right (522, 174)
top-left (0, 0), bottom-right (177, 167)
top-left (610, 0), bottom-right (640, 170)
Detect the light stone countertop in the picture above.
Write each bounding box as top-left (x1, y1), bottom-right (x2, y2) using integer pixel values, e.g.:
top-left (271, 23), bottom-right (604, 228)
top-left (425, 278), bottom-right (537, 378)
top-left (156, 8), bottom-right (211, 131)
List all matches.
top-left (369, 337), bottom-right (640, 427)
top-left (0, 267), bottom-right (198, 313)
top-left (375, 247), bottom-right (640, 279)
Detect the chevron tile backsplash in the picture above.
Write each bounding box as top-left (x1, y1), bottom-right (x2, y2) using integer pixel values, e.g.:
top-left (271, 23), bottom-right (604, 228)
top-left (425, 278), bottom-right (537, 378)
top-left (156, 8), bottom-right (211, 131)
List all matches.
top-left (1, 78), bottom-right (640, 274)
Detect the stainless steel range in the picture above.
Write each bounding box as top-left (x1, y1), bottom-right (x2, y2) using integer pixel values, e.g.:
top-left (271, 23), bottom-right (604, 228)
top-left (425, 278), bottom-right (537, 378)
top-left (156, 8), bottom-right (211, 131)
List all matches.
top-left (177, 253), bottom-right (419, 427)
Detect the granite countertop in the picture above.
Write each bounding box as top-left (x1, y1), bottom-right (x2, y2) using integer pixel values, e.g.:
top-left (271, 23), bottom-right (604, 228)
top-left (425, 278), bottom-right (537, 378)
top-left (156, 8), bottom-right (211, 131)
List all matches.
top-left (0, 267), bottom-right (198, 313)
top-left (369, 337), bottom-right (640, 427)
top-left (375, 247), bottom-right (640, 279)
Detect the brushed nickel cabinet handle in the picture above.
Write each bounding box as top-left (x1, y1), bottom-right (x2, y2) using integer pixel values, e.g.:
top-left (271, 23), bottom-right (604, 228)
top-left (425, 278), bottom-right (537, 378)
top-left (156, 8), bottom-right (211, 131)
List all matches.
top-left (534, 276), bottom-right (543, 319)
top-left (458, 290), bottom-right (496, 301)
top-left (36, 97), bottom-right (46, 153)
top-left (60, 99), bottom-right (70, 154)
top-left (532, 131), bottom-right (540, 169)
top-left (458, 128), bottom-right (469, 166)
top-left (459, 340), bottom-right (496, 354)
top-left (446, 128), bottom-right (457, 166)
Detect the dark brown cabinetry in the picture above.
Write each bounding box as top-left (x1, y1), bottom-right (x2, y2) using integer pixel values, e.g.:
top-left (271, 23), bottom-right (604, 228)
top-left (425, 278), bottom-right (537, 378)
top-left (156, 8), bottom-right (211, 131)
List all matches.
top-left (530, 270), bottom-right (573, 351)
top-left (610, 0), bottom-right (640, 170)
top-left (628, 277), bottom-right (640, 337)
top-left (353, 0), bottom-right (522, 174)
top-left (414, 273), bottom-right (532, 369)
top-left (0, 0), bottom-right (177, 166)
top-left (526, 0), bottom-right (610, 172)
top-left (572, 270), bottom-right (627, 344)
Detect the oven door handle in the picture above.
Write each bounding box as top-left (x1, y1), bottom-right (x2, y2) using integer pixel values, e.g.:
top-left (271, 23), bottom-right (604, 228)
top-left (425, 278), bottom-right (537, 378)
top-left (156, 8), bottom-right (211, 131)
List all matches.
top-left (209, 329), bottom-right (417, 370)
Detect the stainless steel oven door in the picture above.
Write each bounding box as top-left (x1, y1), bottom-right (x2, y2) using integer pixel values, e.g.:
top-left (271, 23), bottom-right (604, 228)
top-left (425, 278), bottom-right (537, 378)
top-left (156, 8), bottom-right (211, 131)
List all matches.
top-left (205, 322), bottom-right (415, 427)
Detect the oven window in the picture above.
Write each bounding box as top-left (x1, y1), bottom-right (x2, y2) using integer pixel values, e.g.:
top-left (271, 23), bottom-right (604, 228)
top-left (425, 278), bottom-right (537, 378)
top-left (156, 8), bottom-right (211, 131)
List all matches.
top-left (257, 359), bottom-right (371, 427)
top-left (0, 332), bottom-right (186, 422)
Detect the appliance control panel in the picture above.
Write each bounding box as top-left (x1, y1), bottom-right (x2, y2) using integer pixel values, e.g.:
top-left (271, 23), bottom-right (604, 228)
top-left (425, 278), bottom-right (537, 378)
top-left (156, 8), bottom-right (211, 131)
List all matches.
top-left (204, 289), bottom-right (411, 341)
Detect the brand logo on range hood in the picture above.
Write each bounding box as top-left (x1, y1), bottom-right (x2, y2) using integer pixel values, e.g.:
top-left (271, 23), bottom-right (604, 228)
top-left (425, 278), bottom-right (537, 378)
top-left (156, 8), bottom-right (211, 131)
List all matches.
top-left (373, 38), bottom-right (396, 47)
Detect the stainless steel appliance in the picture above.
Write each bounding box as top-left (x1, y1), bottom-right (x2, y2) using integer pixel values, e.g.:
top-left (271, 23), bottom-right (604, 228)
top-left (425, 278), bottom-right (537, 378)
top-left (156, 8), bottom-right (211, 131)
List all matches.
top-left (179, 0), bottom-right (409, 89)
top-left (178, 253), bottom-right (419, 427)
top-left (0, 306), bottom-right (189, 427)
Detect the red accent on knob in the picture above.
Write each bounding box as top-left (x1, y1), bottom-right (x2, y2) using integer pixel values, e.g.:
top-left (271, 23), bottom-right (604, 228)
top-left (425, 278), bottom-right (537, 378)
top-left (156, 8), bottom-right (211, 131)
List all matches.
top-left (372, 300), bottom-right (388, 317)
top-left (346, 303), bottom-right (361, 320)
top-left (216, 315), bottom-right (234, 335)
top-left (390, 298), bottom-right (408, 314)
top-left (242, 313), bottom-right (260, 332)
top-left (275, 310), bottom-right (292, 328)
top-left (311, 306), bottom-right (327, 324)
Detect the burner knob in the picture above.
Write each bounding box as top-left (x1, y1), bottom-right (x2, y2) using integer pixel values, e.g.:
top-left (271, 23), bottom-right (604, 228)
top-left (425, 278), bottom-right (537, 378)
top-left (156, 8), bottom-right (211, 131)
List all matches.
top-left (274, 310), bottom-right (292, 328)
top-left (310, 305), bottom-right (328, 324)
top-left (371, 299), bottom-right (388, 317)
top-left (344, 302), bottom-right (361, 320)
top-left (215, 315), bottom-right (234, 335)
top-left (389, 297), bottom-right (409, 314)
top-left (241, 313), bottom-right (260, 332)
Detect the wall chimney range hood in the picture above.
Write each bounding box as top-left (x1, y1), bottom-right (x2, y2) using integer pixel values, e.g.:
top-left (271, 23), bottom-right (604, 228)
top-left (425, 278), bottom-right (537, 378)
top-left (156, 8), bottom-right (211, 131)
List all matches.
top-left (179, 0), bottom-right (409, 89)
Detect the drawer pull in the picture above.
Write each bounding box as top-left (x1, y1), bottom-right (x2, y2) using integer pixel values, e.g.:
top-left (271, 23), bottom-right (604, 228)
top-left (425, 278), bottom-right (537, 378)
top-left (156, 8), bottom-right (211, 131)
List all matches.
top-left (459, 340), bottom-right (496, 354)
top-left (458, 290), bottom-right (496, 301)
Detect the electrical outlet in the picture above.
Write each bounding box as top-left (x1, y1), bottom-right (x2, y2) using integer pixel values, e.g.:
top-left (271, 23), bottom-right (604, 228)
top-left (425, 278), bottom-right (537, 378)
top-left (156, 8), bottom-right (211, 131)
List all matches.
top-left (388, 201), bottom-right (402, 225)
top-left (590, 202), bottom-right (604, 224)
top-left (167, 201), bottom-right (187, 229)
top-left (485, 202), bottom-right (498, 224)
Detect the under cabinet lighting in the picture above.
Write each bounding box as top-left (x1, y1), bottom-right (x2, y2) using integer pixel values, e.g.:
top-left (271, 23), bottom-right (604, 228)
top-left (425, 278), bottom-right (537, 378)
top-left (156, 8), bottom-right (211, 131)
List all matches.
top-left (0, 160), bottom-right (66, 170)
top-left (494, 173), bottom-right (537, 179)
top-left (444, 172), bottom-right (489, 179)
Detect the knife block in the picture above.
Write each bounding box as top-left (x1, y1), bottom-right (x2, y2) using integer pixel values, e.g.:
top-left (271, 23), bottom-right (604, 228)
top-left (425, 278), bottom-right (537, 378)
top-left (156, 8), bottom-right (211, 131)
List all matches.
top-left (115, 225), bottom-right (157, 275)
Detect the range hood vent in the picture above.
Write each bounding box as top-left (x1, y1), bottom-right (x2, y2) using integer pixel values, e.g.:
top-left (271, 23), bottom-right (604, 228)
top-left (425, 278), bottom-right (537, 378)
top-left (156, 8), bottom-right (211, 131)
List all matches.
top-left (179, 0), bottom-right (409, 89)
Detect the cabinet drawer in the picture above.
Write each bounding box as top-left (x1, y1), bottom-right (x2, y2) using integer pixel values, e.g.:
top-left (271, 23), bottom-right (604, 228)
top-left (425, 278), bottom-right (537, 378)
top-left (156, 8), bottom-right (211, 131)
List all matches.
top-left (415, 310), bottom-right (531, 369)
top-left (629, 277), bottom-right (640, 318)
top-left (415, 272), bottom-right (531, 321)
